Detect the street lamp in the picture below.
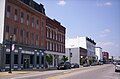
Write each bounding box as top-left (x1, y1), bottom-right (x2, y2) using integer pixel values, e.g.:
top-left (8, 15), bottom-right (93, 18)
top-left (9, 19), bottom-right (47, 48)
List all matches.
top-left (8, 35), bottom-right (14, 73)
top-left (69, 49), bottom-right (72, 63)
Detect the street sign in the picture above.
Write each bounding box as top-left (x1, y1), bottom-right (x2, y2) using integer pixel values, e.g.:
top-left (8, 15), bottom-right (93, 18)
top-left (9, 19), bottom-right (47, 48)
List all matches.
top-left (12, 44), bottom-right (15, 51)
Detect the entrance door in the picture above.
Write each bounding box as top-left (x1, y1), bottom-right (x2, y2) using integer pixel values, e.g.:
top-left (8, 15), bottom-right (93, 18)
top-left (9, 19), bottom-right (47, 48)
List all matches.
top-left (23, 58), bottom-right (29, 69)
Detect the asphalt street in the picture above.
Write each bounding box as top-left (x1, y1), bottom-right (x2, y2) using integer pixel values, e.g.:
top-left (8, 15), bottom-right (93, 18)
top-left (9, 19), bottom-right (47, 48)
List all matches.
top-left (0, 64), bottom-right (119, 79)
top-left (60, 64), bottom-right (120, 79)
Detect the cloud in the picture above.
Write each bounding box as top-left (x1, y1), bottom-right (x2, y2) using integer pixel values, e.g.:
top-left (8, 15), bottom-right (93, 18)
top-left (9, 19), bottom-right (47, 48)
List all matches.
top-left (99, 29), bottom-right (111, 37)
top-left (57, 0), bottom-right (66, 6)
top-left (97, 41), bottom-right (115, 49)
top-left (104, 2), bottom-right (112, 6)
top-left (97, 2), bottom-right (112, 7)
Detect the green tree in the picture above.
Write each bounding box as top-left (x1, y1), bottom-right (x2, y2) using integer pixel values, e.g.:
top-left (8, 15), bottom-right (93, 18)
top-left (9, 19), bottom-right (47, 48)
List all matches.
top-left (61, 55), bottom-right (68, 62)
top-left (45, 54), bottom-right (53, 68)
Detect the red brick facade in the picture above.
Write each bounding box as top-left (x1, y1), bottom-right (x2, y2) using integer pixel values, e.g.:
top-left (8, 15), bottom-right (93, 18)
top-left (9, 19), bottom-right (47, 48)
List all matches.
top-left (46, 17), bottom-right (66, 53)
top-left (4, 0), bottom-right (46, 49)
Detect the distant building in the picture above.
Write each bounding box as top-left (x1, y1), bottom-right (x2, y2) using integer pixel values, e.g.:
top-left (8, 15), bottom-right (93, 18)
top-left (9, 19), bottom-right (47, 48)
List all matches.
top-left (102, 52), bottom-right (109, 63)
top-left (95, 47), bottom-right (103, 61)
top-left (66, 37), bottom-right (96, 65)
top-left (66, 47), bottom-right (87, 65)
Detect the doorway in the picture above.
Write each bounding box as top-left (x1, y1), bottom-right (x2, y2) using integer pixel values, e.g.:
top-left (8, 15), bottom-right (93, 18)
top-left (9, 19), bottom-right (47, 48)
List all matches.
top-left (23, 58), bottom-right (30, 69)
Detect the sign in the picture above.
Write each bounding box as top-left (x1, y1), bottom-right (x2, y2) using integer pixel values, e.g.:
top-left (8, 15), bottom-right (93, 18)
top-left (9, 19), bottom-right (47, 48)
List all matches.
top-left (12, 44), bottom-right (15, 51)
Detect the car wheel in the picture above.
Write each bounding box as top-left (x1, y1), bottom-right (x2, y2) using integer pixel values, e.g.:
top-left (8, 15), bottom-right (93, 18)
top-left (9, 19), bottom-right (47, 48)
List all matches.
top-left (115, 69), bottom-right (117, 72)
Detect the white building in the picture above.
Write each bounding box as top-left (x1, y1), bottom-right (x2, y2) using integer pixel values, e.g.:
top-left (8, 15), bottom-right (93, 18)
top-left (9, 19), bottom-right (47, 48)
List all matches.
top-left (66, 37), bottom-right (96, 57)
top-left (66, 48), bottom-right (80, 64)
top-left (95, 47), bottom-right (103, 61)
top-left (65, 37), bottom-right (96, 65)
top-left (66, 47), bottom-right (87, 65)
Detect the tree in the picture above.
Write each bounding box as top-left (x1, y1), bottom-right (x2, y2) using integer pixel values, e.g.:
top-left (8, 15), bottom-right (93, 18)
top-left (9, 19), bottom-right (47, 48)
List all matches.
top-left (61, 55), bottom-right (68, 62)
top-left (45, 54), bottom-right (53, 68)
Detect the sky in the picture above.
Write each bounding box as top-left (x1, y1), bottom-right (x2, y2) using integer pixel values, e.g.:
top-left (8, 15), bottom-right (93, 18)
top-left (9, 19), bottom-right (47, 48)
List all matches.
top-left (35, 0), bottom-right (120, 57)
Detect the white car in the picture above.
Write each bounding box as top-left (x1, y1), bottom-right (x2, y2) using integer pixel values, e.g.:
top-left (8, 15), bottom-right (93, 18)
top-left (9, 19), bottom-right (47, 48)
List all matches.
top-left (115, 62), bottom-right (120, 72)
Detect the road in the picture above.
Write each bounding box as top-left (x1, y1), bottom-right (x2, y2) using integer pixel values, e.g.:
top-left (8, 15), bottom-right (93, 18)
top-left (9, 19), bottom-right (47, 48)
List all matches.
top-left (46, 64), bottom-right (120, 79)
top-left (1, 64), bottom-right (119, 79)
top-left (60, 64), bottom-right (120, 79)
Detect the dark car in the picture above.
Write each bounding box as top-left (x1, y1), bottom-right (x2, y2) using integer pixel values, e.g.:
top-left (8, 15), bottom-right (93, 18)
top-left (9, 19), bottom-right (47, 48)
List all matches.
top-left (71, 63), bottom-right (79, 68)
top-left (57, 62), bottom-right (71, 70)
top-left (83, 63), bottom-right (90, 67)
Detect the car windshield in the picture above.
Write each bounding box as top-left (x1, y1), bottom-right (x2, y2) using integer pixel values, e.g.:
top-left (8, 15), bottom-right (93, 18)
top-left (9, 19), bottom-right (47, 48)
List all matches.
top-left (117, 63), bottom-right (120, 65)
top-left (60, 62), bottom-right (64, 65)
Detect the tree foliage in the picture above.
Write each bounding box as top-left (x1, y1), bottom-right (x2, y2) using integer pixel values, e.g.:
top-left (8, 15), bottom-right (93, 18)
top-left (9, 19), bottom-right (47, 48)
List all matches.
top-left (62, 55), bottom-right (68, 62)
top-left (45, 54), bottom-right (53, 65)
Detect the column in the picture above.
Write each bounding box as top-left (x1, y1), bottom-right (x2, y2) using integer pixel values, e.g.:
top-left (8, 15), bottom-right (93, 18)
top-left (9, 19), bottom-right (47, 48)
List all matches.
top-left (1, 45), bottom-right (6, 71)
top-left (11, 51), bottom-right (14, 70)
top-left (52, 55), bottom-right (54, 67)
top-left (34, 51), bottom-right (37, 69)
top-left (39, 52), bottom-right (41, 68)
top-left (18, 47), bottom-right (22, 70)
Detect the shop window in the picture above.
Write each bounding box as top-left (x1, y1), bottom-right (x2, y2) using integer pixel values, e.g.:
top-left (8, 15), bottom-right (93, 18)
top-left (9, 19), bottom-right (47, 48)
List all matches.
top-left (30, 55), bottom-right (33, 64)
top-left (37, 56), bottom-right (39, 64)
top-left (21, 54), bottom-right (23, 64)
top-left (5, 54), bottom-right (10, 64)
top-left (14, 54), bottom-right (18, 64)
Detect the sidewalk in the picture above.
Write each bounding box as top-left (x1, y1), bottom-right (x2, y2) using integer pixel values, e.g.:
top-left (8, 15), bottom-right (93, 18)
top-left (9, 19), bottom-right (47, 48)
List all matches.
top-left (0, 67), bottom-right (57, 78)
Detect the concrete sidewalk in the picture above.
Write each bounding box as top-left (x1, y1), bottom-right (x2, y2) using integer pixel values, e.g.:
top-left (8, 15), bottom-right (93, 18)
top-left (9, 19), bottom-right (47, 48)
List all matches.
top-left (0, 68), bottom-right (57, 78)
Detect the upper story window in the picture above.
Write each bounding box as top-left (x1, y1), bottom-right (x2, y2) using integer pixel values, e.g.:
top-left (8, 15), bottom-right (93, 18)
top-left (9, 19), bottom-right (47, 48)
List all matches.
top-left (7, 5), bottom-right (11, 12)
top-left (14, 9), bottom-right (18, 21)
top-left (46, 28), bottom-right (49, 38)
top-left (36, 19), bottom-right (39, 28)
top-left (6, 26), bottom-right (9, 33)
top-left (32, 17), bottom-right (34, 27)
top-left (20, 29), bottom-right (23, 37)
top-left (36, 34), bottom-right (38, 40)
top-left (26, 31), bottom-right (29, 38)
top-left (56, 31), bottom-right (57, 40)
top-left (50, 30), bottom-right (52, 39)
top-left (27, 14), bottom-right (29, 25)
top-left (13, 28), bottom-right (17, 35)
top-left (42, 22), bottom-right (44, 27)
top-left (21, 12), bottom-right (24, 23)
top-left (6, 5), bottom-right (11, 18)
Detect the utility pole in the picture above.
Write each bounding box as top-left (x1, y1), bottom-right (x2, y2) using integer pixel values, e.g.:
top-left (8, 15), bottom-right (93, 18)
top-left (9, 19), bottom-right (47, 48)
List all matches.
top-left (8, 35), bottom-right (14, 73)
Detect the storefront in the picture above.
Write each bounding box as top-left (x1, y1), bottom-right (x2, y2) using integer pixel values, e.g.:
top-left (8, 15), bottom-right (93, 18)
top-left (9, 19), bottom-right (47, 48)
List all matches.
top-left (0, 44), bottom-right (45, 71)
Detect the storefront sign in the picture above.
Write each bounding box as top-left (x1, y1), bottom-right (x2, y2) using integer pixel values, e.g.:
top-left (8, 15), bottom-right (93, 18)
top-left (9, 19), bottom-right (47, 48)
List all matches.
top-left (21, 50), bottom-right (34, 54)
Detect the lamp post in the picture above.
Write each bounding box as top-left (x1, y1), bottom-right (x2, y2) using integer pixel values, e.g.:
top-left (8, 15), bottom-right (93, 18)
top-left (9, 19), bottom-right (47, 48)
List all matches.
top-left (69, 49), bottom-right (72, 63)
top-left (8, 35), bottom-right (14, 73)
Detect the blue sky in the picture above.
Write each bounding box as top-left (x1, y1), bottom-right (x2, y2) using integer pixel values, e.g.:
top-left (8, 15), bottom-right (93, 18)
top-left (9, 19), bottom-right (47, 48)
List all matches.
top-left (35, 0), bottom-right (120, 57)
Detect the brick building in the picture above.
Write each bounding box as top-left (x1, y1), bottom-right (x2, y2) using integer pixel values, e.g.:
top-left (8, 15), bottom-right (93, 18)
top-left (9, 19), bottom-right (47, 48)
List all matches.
top-left (0, 0), bottom-right (65, 71)
top-left (45, 17), bottom-right (65, 67)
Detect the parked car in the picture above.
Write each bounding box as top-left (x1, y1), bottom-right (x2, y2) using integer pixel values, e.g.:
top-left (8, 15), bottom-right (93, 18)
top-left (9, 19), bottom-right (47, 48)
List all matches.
top-left (57, 62), bottom-right (71, 70)
top-left (91, 63), bottom-right (97, 66)
top-left (99, 62), bottom-right (103, 65)
top-left (83, 63), bottom-right (90, 67)
top-left (115, 62), bottom-right (120, 72)
top-left (71, 63), bottom-right (79, 68)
